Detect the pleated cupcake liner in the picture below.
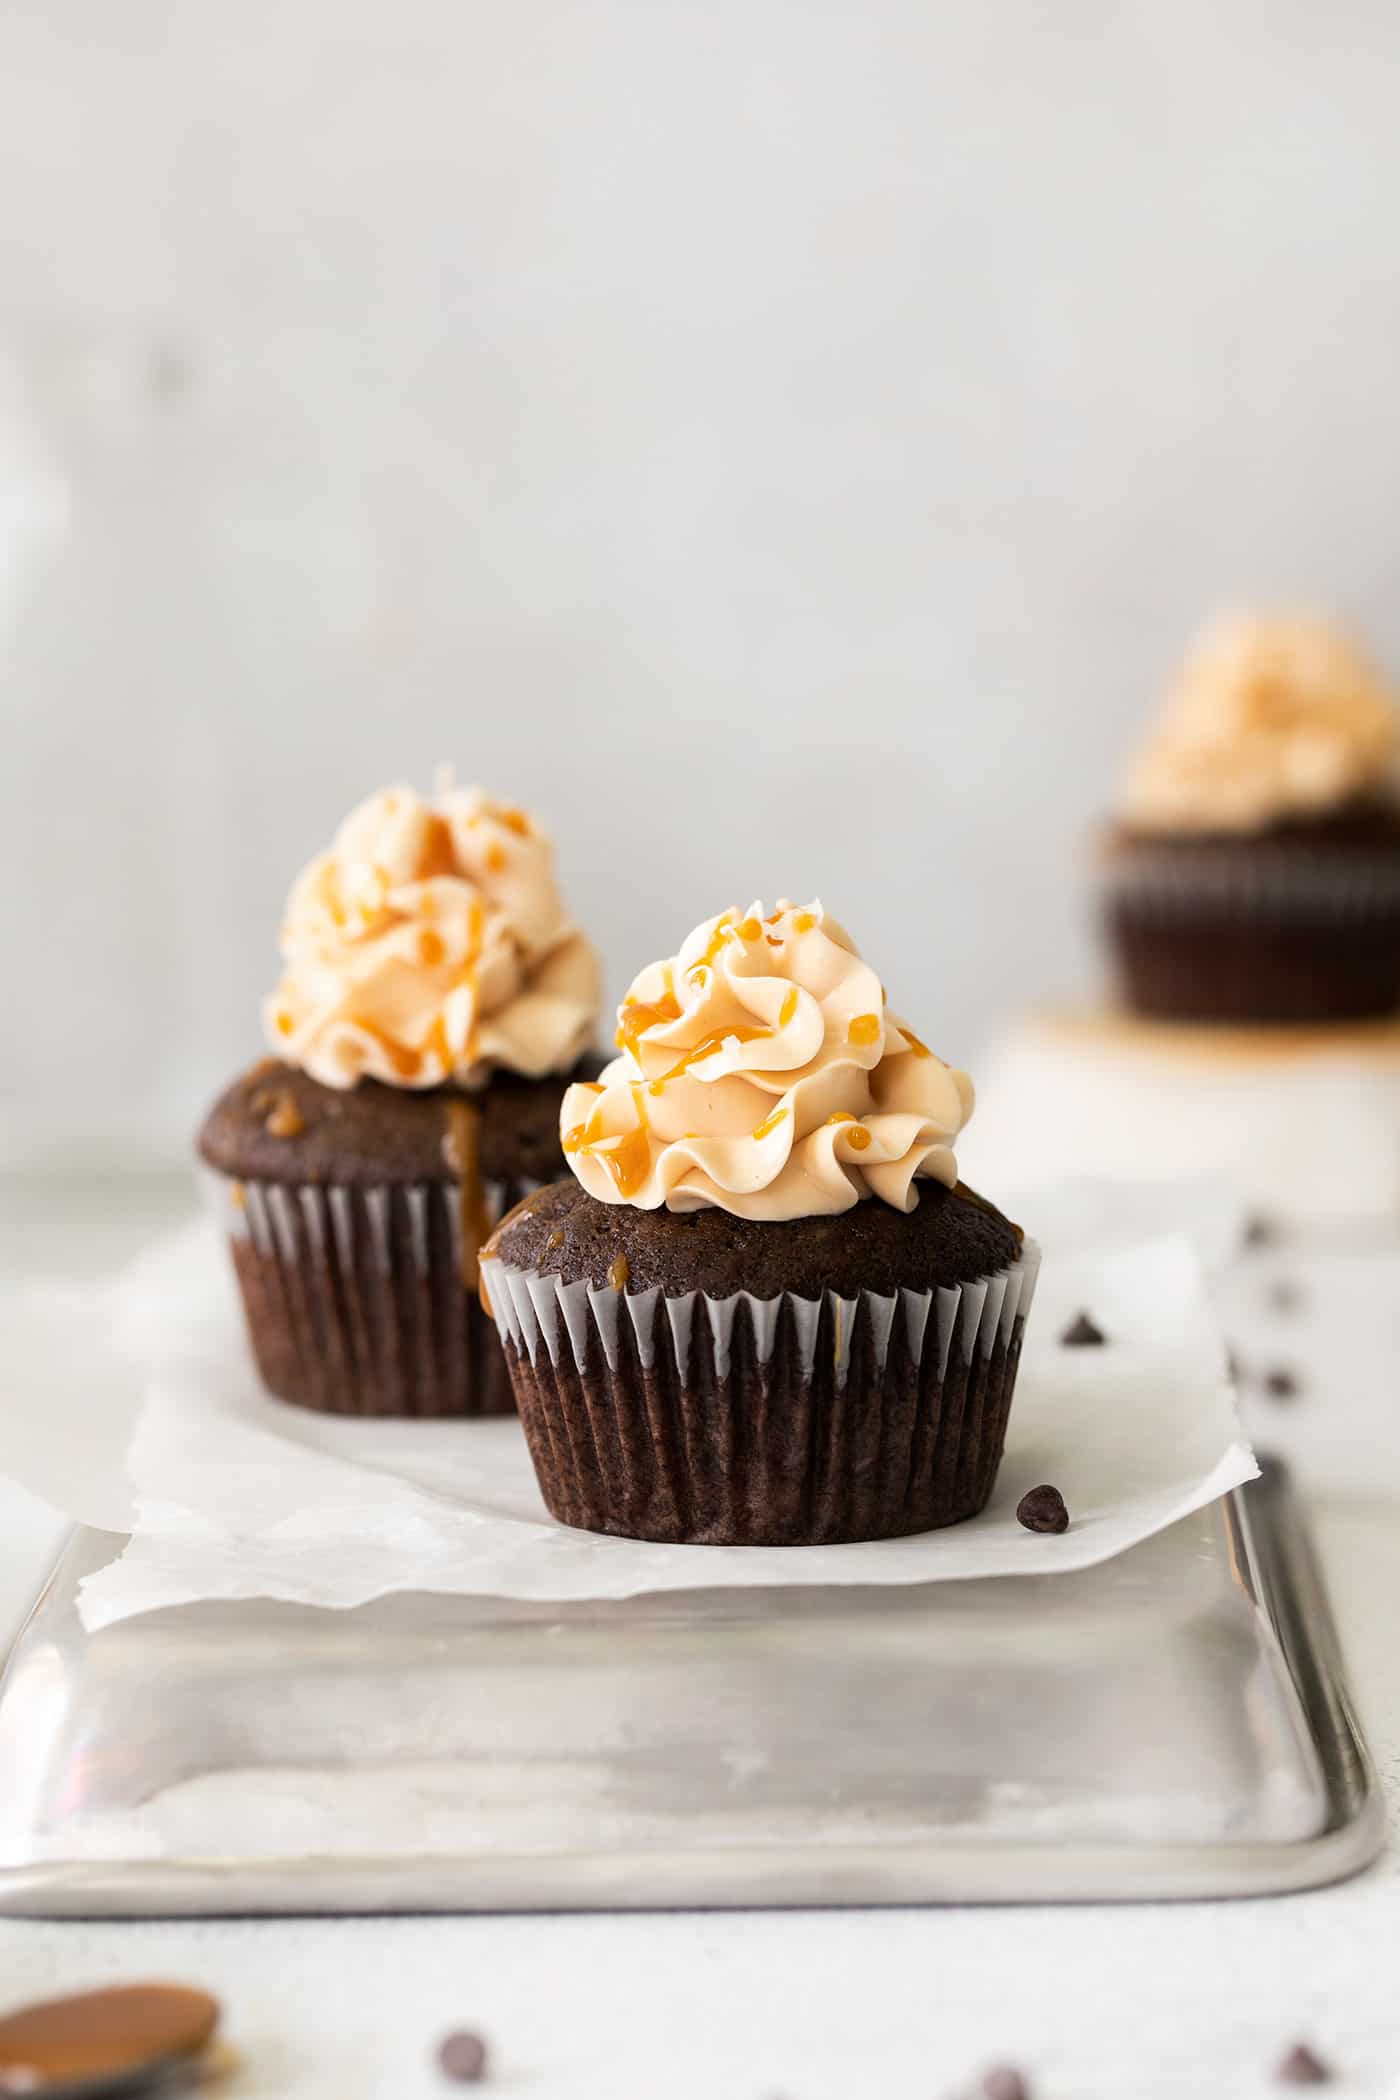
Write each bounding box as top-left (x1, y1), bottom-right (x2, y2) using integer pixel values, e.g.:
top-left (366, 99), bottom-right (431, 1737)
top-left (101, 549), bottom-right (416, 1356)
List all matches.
top-left (1101, 843), bottom-right (1400, 922)
top-left (489, 1241), bottom-right (1041, 1545)
top-left (1100, 842), bottom-right (1400, 1022)
top-left (203, 1166), bottom-right (543, 1417)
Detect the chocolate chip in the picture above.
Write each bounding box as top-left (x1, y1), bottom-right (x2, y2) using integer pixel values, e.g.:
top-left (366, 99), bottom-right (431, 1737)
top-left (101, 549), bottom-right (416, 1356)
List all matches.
top-left (1017, 1485), bottom-right (1069, 1534)
top-left (1060, 1311), bottom-right (1106, 1347)
top-left (438, 2031), bottom-right (489, 2083)
top-left (1264, 1368), bottom-right (1300, 1401)
top-left (982, 2067), bottom-right (1031, 2100)
top-left (1276, 2041), bottom-right (1332, 2084)
top-left (1244, 1213), bottom-right (1279, 1248)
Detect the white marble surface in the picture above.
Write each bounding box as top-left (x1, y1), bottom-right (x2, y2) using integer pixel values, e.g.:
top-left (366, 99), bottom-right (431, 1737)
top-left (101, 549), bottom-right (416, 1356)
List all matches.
top-left (2, 1174), bottom-right (1399, 2098)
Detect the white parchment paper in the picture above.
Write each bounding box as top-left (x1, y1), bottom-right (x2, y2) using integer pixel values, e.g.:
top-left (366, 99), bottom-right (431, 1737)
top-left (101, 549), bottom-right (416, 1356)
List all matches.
top-left (2, 1213), bottom-right (1257, 1628)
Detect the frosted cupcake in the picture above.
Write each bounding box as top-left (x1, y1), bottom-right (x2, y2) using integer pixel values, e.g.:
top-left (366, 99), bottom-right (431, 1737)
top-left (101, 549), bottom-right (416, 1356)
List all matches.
top-left (198, 781), bottom-right (601, 1416)
top-left (1103, 612), bottom-right (1400, 1022)
top-left (482, 902), bottom-right (1038, 1544)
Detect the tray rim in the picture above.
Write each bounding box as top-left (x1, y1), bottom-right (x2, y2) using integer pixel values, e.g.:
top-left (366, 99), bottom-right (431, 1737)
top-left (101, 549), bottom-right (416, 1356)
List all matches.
top-left (0, 1456), bottom-right (1383, 1916)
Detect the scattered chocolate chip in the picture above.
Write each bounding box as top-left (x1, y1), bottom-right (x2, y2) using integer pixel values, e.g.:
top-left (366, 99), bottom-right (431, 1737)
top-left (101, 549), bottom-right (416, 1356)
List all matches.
top-left (982, 2067), bottom-right (1031, 2100)
top-left (1060, 1311), bottom-right (1105, 1347)
top-left (1017, 1485), bottom-right (1069, 1534)
top-left (1244, 1213), bottom-right (1279, 1249)
top-left (438, 2031), bottom-right (489, 2083)
top-left (1264, 1368), bottom-right (1300, 1401)
top-left (1269, 1279), bottom-right (1302, 1313)
top-left (1277, 2041), bottom-right (1332, 2085)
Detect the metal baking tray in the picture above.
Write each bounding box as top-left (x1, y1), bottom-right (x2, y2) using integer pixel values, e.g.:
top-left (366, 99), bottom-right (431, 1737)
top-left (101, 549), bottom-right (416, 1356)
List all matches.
top-left (0, 1458), bottom-right (1380, 1914)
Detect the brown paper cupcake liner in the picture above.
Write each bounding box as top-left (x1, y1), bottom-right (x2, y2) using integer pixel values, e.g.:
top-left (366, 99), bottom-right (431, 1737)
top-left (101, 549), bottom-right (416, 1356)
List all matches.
top-left (204, 1168), bottom-right (543, 1417)
top-left (1102, 843), bottom-right (1400, 919)
top-left (490, 1243), bottom-right (1040, 1545)
top-left (1101, 846), bottom-right (1400, 1022)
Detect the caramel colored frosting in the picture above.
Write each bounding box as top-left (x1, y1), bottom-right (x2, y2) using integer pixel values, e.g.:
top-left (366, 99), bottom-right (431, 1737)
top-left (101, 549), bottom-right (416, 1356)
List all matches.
top-left (1119, 612), bottom-right (1398, 835)
top-left (266, 782), bottom-right (600, 1090)
top-left (559, 902), bottom-right (974, 1219)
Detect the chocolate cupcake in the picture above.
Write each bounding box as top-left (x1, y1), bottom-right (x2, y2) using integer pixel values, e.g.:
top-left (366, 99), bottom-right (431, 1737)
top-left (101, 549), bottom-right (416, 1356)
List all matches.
top-left (1102, 613), bottom-right (1400, 1023)
top-left (197, 780), bottom-right (601, 1416)
top-left (482, 902), bottom-right (1038, 1544)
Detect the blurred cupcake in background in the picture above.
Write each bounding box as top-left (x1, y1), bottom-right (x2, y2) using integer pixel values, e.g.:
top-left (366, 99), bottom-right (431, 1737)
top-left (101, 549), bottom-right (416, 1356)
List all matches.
top-left (1102, 612), bottom-right (1400, 1022)
top-left (198, 779), bottom-right (601, 1416)
top-left (483, 901), bottom-right (1038, 1546)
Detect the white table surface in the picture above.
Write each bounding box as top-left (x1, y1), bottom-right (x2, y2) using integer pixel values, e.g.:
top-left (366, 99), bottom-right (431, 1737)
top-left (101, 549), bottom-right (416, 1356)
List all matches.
top-left (2, 1175), bottom-right (1398, 2100)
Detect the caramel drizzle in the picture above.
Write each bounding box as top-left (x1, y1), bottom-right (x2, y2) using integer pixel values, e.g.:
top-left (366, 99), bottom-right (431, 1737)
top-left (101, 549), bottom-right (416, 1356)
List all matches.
top-left (563, 1082), bottom-right (654, 1198)
top-left (445, 1097), bottom-right (490, 1292)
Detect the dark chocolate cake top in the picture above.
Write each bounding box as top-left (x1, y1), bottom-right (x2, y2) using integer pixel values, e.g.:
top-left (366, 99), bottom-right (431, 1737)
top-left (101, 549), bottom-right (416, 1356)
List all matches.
top-left (485, 1175), bottom-right (1023, 1300)
top-left (197, 1056), bottom-right (599, 1188)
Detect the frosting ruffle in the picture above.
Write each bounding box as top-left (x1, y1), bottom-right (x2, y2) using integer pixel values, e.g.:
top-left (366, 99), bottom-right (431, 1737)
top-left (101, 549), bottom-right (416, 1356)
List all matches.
top-left (560, 901), bottom-right (973, 1219)
top-left (1120, 612), bottom-right (1398, 835)
top-left (265, 782), bottom-right (600, 1090)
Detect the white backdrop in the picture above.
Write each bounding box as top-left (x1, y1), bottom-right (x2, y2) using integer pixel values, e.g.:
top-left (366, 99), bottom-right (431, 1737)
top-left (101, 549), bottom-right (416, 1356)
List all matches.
top-left (4, 0), bottom-right (1400, 1167)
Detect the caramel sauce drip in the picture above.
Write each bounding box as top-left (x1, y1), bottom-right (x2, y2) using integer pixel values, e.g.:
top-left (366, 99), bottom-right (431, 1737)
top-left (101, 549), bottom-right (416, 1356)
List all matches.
top-left (230, 1181), bottom-right (247, 1211)
top-left (495, 804), bottom-right (532, 837)
top-left (348, 1018), bottom-right (423, 1080)
top-left (0, 1984), bottom-right (219, 2088)
top-left (608, 1253), bottom-right (630, 1291)
top-left (898, 1023), bottom-right (934, 1058)
top-left (546, 1229), bottom-right (565, 1251)
top-left (419, 928), bottom-right (445, 967)
top-left (828, 1111), bottom-right (873, 1153)
top-left (659, 1022), bottom-right (772, 1082)
top-left (779, 988), bottom-right (797, 1026)
top-left (264, 1092), bottom-right (305, 1139)
top-left (563, 1083), bottom-right (654, 1198)
top-left (792, 910), bottom-right (816, 933)
top-left (737, 915), bottom-right (762, 942)
top-left (847, 1012), bottom-right (881, 1046)
top-left (687, 914), bottom-right (735, 983)
top-left (275, 1009), bottom-right (295, 1038)
top-left (418, 812), bottom-right (459, 880)
top-left (616, 988), bottom-right (681, 1058)
top-left (752, 1103), bottom-right (789, 1141)
top-left (444, 1098), bottom-right (490, 1292)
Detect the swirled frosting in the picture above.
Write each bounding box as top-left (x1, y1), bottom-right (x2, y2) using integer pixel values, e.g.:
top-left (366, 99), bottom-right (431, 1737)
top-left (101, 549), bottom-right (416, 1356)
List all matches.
top-left (559, 902), bottom-right (974, 1219)
top-left (1119, 612), bottom-right (1398, 835)
top-left (265, 783), bottom-right (600, 1090)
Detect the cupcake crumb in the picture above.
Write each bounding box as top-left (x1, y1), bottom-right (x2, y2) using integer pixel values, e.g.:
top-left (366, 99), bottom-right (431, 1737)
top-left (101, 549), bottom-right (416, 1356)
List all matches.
top-left (1060, 1311), bottom-right (1106, 1347)
top-left (264, 1093), bottom-right (305, 1139)
top-left (1017, 1485), bottom-right (1069, 1534)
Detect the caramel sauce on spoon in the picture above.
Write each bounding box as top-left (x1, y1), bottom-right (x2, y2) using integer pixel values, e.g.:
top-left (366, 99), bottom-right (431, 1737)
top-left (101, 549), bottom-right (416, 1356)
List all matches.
top-left (0, 1983), bottom-right (219, 2093)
